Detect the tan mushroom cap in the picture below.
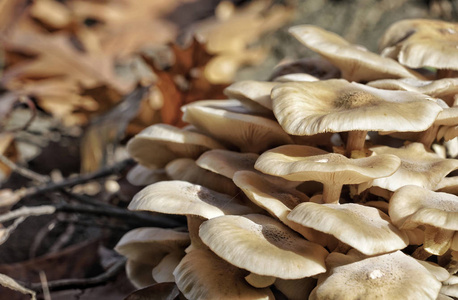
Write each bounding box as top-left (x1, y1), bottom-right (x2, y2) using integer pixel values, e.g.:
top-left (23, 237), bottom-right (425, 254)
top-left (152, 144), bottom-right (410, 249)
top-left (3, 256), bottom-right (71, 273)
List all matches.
top-left (379, 19), bottom-right (458, 70)
top-left (367, 78), bottom-right (458, 105)
top-left (173, 249), bottom-right (274, 300)
top-left (368, 143), bottom-right (458, 192)
top-left (129, 180), bottom-right (253, 219)
top-left (127, 124), bottom-right (225, 168)
top-left (196, 149), bottom-right (259, 179)
top-left (199, 214), bottom-right (328, 279)
top-left (224, 80), bottom-right (278, 110)
top-left (182, 101), bottom-right (293, 153)
top-left (274, 277), bottom-right (317, 300)
top-left (126, 164), bottom-right (168, 186)
top-left (390, 185), bottom-right (458, 255)
top-left (287, 202), bottom-right (408, 255)
top-left (271, 79), bottom-right (443, 136)
top-left (165, 158), bottom-right (238, 196)
top-left (273, 73), bottom-right (319, 83)
top-left (115, 227), bottom-right (190, 265)
top-left (269, 57), bottom-right (341, 81)
top-left (310, 250), bottom-right (442, 300)
top-left (255, 144), bottom-right (401, 203)
top-left (125, 259), bottom-right (155, 288)
top-left (152, 251), bottom-right (185, 283)
top-left (124, 282), bottom-right (180, 300)
top-left (289, 25), bottom-right (424, 82)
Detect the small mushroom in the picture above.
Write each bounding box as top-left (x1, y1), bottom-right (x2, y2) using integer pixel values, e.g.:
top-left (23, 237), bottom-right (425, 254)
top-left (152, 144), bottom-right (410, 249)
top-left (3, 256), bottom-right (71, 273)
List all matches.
top-left (389, 185), bottom-right (458, 256)
top-left (224, 80), bottom-right (278, 110)
top-left (255, 144), bottom-right (401, 203)
top-left (287, 202), bottom-right (408, 255)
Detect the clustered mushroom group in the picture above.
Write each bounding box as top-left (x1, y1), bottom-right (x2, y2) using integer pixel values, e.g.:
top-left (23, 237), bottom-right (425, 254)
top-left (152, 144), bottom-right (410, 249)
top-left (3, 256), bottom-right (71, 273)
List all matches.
top-left (116, 19), bottom-right (458, 299)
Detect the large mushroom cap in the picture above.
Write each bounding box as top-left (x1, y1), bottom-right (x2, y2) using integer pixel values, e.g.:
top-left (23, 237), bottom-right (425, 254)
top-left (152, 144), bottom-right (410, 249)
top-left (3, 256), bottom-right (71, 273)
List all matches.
top-left (271, 79), bottom-right (442, 136)
top-left (127, 124), bottom-right (225, 168)
top-left (379, 19), bottom-right (458, 70)
top-left (287, 202), bottom-right (408, 255)
top-left (310, 250), bottom-right (442, 300)
top-left (288, 25), bottom-right (424, 82)
top-left (199, 214), bottom-right (328, 279)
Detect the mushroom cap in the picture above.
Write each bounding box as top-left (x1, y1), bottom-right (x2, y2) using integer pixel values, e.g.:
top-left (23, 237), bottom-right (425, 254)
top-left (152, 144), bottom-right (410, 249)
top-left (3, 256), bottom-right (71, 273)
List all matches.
top-left (152, 251), bottom-right (185, 283)
top-left (287, 202), bottom-right (408, 255)
top-left (173, 249), bottom-right (274, 300)
top-left (271, 79), bottom-right (442, 136)
top-left (273, 73), bottom-right (319, 83)
top-left (224, 80), bottom-right (278, 110)
top-left (389, 185), bottom-right (458, 231)
top-left (269, 57), bottom-right (340, 81)
top-left (165, 158), bottom-right (238, 196)
top-left (114, 227), bottom-right (190, 265)
top-left (196, 149), bottom-right (259, 179)
top-left (126, 164), bottom-right (168, 186)
top-left (310, 251), bottom-right (442, 300)
top-left (182, 101), bottom-right (293, 153)
top-left (289, 25), bottom-right (424, 82)
top-left (254, 144), bottom-right (401, 185)
top-left (369, 143), bottom-right (458, 191)
top-left (125, 259), bottom-right (155, 288)
top-left (379, 19), bottom-right (458, 70)
top-left (126, 124), bottom-right (225, 168)
top-left (129, 180), bottom-right (253, 219)
top-left (199, 214), bottom-right (328, 279)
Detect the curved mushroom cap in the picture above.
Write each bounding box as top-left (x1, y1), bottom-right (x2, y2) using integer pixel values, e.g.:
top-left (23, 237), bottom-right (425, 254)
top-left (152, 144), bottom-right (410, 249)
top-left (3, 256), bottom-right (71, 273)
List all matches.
top-left (173, 249), bottom-right (274, 300)
top-left (165, 158), bottom-right (238, 196)
top-left (125, 259), bottom-right (155, 288)
top-left (288, 25), bottom-right (424, 82)
top-left (182, 101), bottom-right (293, 153)
top-left (287, 202), bottom-right (408, 255)
top-left (224, 80), bottom-right (278, 110)
top-left (254, 145), bottom-right (401, 184)
top-left (199, 214), bottom-right (328, 279)
top-left (367, 78), bottom-right (458, 104)
top-left (389, 185), bottom-right (458, 231)
top-left (273, 73), bottom-right (319, 83)
top-left (269, 57), bottom-right (341, 81)
top-left (379, 19), bottom-right (458, 70)
top-left (310, 251), bottom-right (442, 300)
top-left (126, 164), bottom-right (168, 186)
top-left (369, 143), bottom-right (458, 191)
top-left (127, 124), bottom-right (225, 168)
top-left (152, 251), bottom-right (184, 283)
top-left (115, 227), bottom-right (190, 265)
top-left (129, 180), bottom-right (253, 219)
top-left (196, 149), bottom-right (259, 179)
top-left (271, 80), bottom-right (442, 136)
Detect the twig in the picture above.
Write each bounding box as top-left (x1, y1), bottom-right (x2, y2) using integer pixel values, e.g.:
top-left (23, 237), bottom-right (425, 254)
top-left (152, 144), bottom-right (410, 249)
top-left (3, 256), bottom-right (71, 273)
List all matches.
top-left (0, 205), bottom-right (56, 223)
top-left (26, 257), bottom-right (127, 293)
top-left (0, 154), bottom-right (49, 183)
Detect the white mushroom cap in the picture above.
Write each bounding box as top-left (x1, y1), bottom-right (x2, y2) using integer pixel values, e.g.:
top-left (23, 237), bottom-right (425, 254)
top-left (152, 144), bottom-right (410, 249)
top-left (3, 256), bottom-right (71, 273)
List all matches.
top-left (368, 143), bottom-right (458, 192)
top-left (310, 251), bottom-right (442, 300)
top-left (199, 214), bottom-right (328, 279)
top-left (289, 25), bottom-right (424, 82)
top-left (152, 251), bottom-right (184, 283)
top-left (271, 79), bottom-right (442, 136)
top-left (173, 249), bottom-right (274, 300)
top-left (379, 19), bottom-right (458, 70)
top-left (127, 124), bottom-right (225, 168)
top-left (182, 101), bottom-right (293, 153)
top-left (287, 202), bottom-right (408, 255)
top-left (224, 80), bottom-right (278, 110)
top-left (129, 180), bottom-right (253, 219)
top-left (126, 164), bottom-right (168, 186)
top-left (196, 149), bottom-right (259, 179)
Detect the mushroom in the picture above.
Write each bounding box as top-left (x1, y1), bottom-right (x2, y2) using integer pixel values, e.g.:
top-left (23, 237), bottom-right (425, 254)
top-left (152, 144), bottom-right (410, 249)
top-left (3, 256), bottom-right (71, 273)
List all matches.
top-left (254, 144), bottom-right (401, 203)
top-left (173, 248), bottom-right (274, 300)
top-left (379, 19), bottom-right (458, 76)
top-left (287, 202), bottom-right (408, 255)
top-left (126, 123), bottom-right (225, 168)
top-left (365, 143), bottom-right (458, 193)
top-left (288, 25), bottom-right (425, 82)
top-left (223, 80), bottom-right (278, 110)
top-left (114, 227), bottom-right (190, 288)
top-left (268, 57), bottom-right (340, 81)
top-left (310, 250), bottom-right (443, 299)
top-left (126, 164), bottom-right (168, 186)
top-left (182, 100), bottom-right (293, 153)
top-left (389, 185), bottom-right (458, 256)
top-left (199, 214), bottom-right (328, 279)
top-left (271, 79), bottom-right (442, 154)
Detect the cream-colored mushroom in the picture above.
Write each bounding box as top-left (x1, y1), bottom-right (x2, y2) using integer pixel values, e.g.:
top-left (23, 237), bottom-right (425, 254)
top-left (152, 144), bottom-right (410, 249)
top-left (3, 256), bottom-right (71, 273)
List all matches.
top-left (224, 80), bottom-right (278, 110)
top-left (271, 79), bottom-right (442, 154)
top-left (199, 214), bottom-right (328, 279)
top-left (289, 25), bottom-right (425, 82)
top-left (287, 202), bottom-right (408, 255)
top-left (255, 144), bottom-right (401, 203)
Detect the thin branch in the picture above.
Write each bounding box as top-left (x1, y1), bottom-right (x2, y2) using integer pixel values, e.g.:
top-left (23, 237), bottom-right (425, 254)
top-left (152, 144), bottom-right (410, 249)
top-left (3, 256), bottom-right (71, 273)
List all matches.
top-left (26, 257), bottom-right (127, 293)
top-left (0, 205), bottom-right (56, 223)
top-left (0, 154), bottom-right (49, 183)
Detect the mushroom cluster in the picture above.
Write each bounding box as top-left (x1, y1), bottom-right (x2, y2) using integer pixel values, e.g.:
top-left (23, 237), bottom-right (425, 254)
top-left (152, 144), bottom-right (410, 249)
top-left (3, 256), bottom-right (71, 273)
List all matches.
top-left (118, 19), bottom-right (458, 299)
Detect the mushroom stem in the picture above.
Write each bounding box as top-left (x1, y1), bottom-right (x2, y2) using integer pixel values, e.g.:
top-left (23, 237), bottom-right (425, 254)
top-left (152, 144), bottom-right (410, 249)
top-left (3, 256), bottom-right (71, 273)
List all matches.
top-left (322, 183), bottom-right (343, 204)
top-left (419, 125), bottom-right (439, 150)
top-left (345, 130), bottom-right (367, 157)
top-left (186, 215), bottom-right (208, 251)
top-left (412, 246), bottom-right (432, 261)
